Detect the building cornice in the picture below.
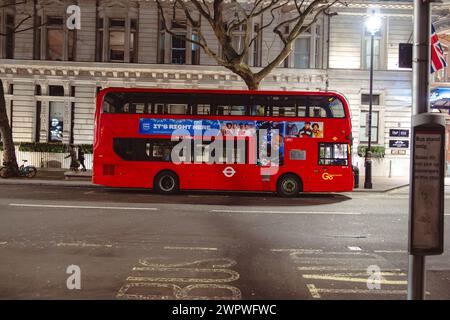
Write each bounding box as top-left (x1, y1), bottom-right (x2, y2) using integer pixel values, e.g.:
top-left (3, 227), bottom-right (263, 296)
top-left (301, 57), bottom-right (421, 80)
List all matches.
top-left (0, 59), bottom-right (413, 87)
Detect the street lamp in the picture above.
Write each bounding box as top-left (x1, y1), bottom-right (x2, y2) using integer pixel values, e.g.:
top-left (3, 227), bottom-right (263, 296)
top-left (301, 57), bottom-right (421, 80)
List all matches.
top-left (364, 10), bottom-right (382, 189)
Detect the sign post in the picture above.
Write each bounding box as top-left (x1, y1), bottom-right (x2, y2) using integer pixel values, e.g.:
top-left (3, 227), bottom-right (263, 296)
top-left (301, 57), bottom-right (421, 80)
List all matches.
top-left (408, 0), bottom-right (445, 300)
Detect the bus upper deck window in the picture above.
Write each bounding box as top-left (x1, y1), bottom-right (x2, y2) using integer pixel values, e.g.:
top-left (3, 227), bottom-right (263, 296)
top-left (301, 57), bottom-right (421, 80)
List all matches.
top-left (311, 106), bottom-right (326, 118)
top-left (133, 103), bottom-right (146, 114)
top-left (297, 105), bottom-right (307, 117)
top-left (197, 104), bottom-right (210, 115)
top-left (168, 104), bottom-right (188, 115)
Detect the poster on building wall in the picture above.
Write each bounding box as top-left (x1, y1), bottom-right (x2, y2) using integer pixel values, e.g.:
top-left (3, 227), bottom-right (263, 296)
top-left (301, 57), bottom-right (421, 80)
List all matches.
top-left (49, 102), bottom-right (64, 142)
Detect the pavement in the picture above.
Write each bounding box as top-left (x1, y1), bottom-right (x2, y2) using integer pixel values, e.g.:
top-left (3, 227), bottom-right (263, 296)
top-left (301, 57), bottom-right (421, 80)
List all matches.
top-left (0, 168), bottom-right (431, 192)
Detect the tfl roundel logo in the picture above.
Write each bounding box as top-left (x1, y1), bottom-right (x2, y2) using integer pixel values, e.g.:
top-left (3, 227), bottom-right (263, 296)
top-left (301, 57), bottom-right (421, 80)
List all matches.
top-left (223, 167), bottom-right (236, 178)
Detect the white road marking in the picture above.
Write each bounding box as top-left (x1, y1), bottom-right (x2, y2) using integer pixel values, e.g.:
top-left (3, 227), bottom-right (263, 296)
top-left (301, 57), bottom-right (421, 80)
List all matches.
top-left (291, 251), bottom-right (375, 257)
top-left (138, 258), bottom-right (236, 268)
top-left (210, 209), bottom-right (360, 215)
top-left (374, 250), bottom-right (407, 253)
top-left (347, 246), bottom-right (362, 251)
top-left (271, 249), bottom-right (323, 253)
top-left (54, 242), bottom-right (113, 248)
top-left (0, 241), bottom-right (7, 245)
top-left (118, 256), bottom-right (242, 300)
top-left (164, 246), bottom-right (218, 251)
top-left (8, 203), bottom-right (158, 211)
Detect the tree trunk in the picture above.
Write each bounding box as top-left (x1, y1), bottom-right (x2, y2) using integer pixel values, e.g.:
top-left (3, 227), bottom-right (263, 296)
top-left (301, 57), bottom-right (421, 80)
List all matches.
top-left (245, 80), bottom-right (260, 90)
top-left (224, 64), bottom-right (261, 90)
top-left (0, 79), bottom-right (18, 174)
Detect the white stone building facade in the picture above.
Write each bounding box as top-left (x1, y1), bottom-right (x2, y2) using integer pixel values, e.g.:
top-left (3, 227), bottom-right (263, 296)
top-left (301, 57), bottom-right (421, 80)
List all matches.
top-left (1, 0), bottom-right (444, 177)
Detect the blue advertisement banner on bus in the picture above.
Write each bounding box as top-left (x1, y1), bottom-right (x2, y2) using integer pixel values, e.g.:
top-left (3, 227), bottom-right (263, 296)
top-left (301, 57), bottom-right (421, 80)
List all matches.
top-left (139, 118), bottom-right (260, 136)
top-left (139, 118), bottom-right (323, 138)
top-left (139, 118), bottom-right (292, 166)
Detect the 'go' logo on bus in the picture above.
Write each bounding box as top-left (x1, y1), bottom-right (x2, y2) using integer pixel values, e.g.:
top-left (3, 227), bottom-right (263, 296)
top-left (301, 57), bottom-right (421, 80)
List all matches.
top-left (321, 172), bottom-right (342, 181)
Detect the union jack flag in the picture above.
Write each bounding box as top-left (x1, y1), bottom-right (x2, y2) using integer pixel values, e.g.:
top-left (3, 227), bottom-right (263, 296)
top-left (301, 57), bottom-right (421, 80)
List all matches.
top-left (431, 23), bottom-right (448, 73)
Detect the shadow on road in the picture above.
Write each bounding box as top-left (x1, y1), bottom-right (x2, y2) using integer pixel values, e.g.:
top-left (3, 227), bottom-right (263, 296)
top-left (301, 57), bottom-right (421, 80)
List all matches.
top-left (103, 188), bottom-right (352, 207)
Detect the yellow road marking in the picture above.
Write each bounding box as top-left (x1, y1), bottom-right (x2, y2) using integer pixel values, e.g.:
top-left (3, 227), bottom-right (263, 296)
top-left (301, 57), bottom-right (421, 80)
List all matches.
top-left (298, 266), bottom-right (403, 272)
top-left (314, 288), bottom-right (408, 295)
top-left (302, 274), bottom-right (407, 285)
top-left (307, 284), bottom-right (321, 299)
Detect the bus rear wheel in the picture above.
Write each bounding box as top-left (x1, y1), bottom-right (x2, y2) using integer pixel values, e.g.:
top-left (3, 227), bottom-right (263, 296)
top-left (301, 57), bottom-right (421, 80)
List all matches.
top-left (277, 174), bottom-right (302, 197)
top-left (154, 171), bottom-right (179, 194)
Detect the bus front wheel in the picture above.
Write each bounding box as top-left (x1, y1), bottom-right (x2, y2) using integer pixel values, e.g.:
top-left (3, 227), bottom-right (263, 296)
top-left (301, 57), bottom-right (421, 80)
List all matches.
top-left (154, 171), bottom-right (179, 194)
top-left (277, 174), bottom-right (302, 197)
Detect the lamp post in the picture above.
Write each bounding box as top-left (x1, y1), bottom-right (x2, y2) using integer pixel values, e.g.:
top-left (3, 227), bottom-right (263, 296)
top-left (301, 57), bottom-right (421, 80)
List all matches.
top-left (364, 11), bottom-right (382, 189)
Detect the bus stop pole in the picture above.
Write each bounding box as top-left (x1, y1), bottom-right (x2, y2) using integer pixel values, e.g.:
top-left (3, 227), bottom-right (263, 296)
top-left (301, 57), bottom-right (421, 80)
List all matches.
top-left (408, 0), bottom-right (430, 300)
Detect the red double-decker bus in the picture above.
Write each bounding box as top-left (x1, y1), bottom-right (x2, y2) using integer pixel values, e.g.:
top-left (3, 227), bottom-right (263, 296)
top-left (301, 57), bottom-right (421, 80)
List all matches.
top-left (93, 88), bottom-right (354, 196)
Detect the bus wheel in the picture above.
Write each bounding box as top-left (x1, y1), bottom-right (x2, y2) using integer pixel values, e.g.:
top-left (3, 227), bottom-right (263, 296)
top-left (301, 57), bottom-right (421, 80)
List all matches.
top-left (277, 174), bottom-right (302, 197)
top-left (154, 171), bottom-right (179, 194)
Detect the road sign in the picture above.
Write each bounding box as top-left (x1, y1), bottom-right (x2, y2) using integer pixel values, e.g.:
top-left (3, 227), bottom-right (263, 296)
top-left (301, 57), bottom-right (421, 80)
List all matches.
top-left (409, 113), bottom-right (445, 255)
top-left (389, 140), bottom-right (409, 148)
top-left (390, 129), bottom-right (410, 137)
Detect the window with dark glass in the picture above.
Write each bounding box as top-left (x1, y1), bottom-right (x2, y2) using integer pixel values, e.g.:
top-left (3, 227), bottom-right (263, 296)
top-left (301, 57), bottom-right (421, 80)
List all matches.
top-left (34, 16), bottom-right (42, 60)
top-left (49, 85), bottom-right (64, 96)
top-left (46, 16), bottom-right (64, 61)
top-left (294, 36), bottom-right (310, 68)
top-left (363, 28), bottom-right (382, 70)
top-left (68, 29), bottom-right (76, 61)
top-left (191, 30), bottom-right (200, 65)
top-left (253, 23), bottom-right (262, 67)
top-left (96, 18), bottom-right (104, 61)
top-left (35, 85), bottom-right (41, 142)
top-left (359, 110), bottom-right (379, 144)
top-left (130, 19), bottom-right (137, 63)
top-left (231, 24), bottom-right (247, 63)
top-left (283, 25), bottom-right (290, 68)
top-left (170, 19), bottom-right (187, 64)
top-left (109, 18), bottom-right (125, 61)
top-left (157, 13), bottom-right (165, 64)
top-left (361, 94), bottom-right (380, 106)
top-left (113, 138), bottom-right (178, 162)
top-left (5, 14), bottom-right (14, 59)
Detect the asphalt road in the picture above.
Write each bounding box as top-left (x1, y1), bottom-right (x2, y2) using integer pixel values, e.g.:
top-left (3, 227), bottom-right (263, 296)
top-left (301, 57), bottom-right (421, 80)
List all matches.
top-left (0, 184), bottom-right (449, 300)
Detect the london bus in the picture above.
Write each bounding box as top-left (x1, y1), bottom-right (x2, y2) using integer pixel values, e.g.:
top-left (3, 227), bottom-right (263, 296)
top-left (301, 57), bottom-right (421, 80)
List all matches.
top-left (93, 88), bottom-right (354, 197)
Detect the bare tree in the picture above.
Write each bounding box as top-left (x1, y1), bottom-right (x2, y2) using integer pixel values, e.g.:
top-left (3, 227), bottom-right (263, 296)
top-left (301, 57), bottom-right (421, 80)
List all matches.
top-left (0, 0), bottom-right (44, 175)
top-left (156, 0), bottom-right (344, 90)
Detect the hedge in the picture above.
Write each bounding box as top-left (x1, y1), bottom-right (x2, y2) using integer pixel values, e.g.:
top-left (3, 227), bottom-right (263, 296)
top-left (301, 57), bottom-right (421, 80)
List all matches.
top-left (357, 145), bottom-right (385, 158)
